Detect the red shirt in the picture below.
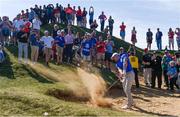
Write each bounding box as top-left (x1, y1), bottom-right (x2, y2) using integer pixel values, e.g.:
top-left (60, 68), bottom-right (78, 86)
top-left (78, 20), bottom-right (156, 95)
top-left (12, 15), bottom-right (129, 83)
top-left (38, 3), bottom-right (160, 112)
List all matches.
top-left (54, 8), bottom-right (60, 14)
top-left (76, 9), bottom-right (82, 16)
top-left (120, 24), bottom-right (126, 32)
top-left (96, 41), bottom-right (105, 53)
top-left (65, 7), bottom-right (73, 14)
top-left (168, 31), bottom-right (174, 39)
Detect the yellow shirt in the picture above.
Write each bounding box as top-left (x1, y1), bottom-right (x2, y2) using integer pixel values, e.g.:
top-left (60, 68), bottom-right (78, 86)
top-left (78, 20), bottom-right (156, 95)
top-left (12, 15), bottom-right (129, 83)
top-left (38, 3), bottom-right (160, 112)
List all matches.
top-left (129, 55), bottom-right (139, 69)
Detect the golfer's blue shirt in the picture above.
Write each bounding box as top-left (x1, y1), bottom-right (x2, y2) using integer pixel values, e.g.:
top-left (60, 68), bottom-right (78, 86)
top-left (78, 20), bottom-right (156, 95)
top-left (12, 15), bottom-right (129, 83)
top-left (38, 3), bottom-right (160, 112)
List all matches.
top-left (116, 53), bottom-right (133, 73)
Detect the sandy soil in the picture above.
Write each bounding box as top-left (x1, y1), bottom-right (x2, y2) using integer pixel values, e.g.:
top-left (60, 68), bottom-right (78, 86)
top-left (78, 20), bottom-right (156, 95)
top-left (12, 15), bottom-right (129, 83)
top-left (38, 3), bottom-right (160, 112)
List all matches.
top-left (107, 77), bottom-right (180, 116)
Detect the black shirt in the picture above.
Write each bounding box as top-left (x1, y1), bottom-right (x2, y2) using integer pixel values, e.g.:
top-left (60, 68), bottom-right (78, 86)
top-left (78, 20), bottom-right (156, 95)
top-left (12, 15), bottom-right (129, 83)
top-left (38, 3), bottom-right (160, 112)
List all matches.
top-left (142, 53), bottom-right (152, 68)
top-left (17, 31), bottom-right (29, 43)
top-left (151, 55), bottom-right (162, 71)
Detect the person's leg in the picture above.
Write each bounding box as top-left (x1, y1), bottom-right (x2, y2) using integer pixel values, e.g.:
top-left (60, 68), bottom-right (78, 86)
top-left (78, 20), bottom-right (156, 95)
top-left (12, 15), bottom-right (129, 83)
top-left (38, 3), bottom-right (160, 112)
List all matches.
top-left (144, 68), bottom-right (148, 85)
top-left (123, 72), bottom-right (134, 107)
top-left (133, 68), bottom-right (139, 88)
top-left (56, 46), bottom-right (60, 64)
top-left (69, 44), bottom-right (73, 63)
top-left (24, 43), bottom-right (28, 63)
top-left (35, 46), bottom-right (39, 62)
top-left (151, 70), bottom-right (156, 88)
top-left (172, 39), bottom-right (174, 50)
top-left (169, 39), bottom-right (171, 50)
top-left (148, 68), bottom-right (152, 85)
top-left (157, 71), bottom-right (162, 88)
top-left (31, 46), bottom-right (35, 62)
top-left (169, 78), bottom-right (174, 90)
top-left (163, 70), bottom-right (169, 89)
top-left (18, 42), bottom-right (23, 62)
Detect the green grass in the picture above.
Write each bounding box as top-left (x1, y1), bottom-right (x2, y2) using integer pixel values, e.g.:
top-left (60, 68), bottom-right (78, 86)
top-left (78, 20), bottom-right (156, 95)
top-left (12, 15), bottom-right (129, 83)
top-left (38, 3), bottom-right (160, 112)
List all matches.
top-left (0, 45), bottom-right (141, 116)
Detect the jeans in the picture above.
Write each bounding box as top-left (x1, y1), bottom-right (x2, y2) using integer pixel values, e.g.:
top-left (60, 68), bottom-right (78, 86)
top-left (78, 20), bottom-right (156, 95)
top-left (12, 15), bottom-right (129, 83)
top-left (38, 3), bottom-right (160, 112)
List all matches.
top-left (100, 20), bottom-right (105, 32)
top-left (156, 39), bottom-right (162, 50)
top-left (109, 26), bottom-right (113, 36)
top-left (163, 70), bottom-right (169, 88)
top-left (18, 42), bottom-right (28, 62)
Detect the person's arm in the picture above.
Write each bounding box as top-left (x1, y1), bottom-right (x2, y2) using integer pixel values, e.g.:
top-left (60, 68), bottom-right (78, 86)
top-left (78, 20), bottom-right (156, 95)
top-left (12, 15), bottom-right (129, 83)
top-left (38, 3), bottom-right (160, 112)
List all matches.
top-left (122, 57), bottom-right (128, 76)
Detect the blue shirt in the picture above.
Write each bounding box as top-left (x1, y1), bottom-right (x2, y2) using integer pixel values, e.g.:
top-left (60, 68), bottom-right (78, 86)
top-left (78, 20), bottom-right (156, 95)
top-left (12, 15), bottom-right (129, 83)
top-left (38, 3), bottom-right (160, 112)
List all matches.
top-left (167, 66), bottom-right (177, 78)
top-left (90, 37), bottom-right (97, 47)
top-left (116, 53), bottom-right (133, 73)
top-left (30, 34), bottom-right (39, 46)
top-left (81, 40), bottom-right (92, 56)
top-left (105, 41), bottom-right (114, 53)
top-left (55, 36), bottom-right (65, 47)
top-left (156, 31), bottom-right (163, 40)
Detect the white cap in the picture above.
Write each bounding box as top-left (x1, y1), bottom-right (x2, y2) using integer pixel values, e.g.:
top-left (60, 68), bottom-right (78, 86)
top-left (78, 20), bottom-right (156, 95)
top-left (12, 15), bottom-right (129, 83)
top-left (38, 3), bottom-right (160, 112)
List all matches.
top-left (57, 30), bottom-right (61, 35)
top-left (111, 53), bottom-right (119, 59)
top-left (44, 30), bottom-right (49, 34)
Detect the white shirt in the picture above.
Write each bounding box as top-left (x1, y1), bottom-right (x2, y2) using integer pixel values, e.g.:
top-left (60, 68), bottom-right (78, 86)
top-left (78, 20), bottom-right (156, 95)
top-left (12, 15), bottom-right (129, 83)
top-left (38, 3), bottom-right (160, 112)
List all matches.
top-left (13, 19), bottom-right (24, 31)
top-left (40, 36), bottom-right (54, 48)
top-left (32, 19), bottom-right (42, 30)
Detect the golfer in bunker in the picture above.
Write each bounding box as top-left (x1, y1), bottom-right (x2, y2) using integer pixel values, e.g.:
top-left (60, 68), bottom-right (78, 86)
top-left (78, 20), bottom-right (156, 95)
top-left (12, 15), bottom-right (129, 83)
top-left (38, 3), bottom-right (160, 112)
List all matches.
top-left (111, 47), bottom-right (135, 109)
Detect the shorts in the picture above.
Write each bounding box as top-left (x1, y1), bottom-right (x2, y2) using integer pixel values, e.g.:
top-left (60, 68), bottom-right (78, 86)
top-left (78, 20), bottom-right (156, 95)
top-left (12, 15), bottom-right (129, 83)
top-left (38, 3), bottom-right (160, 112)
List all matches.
top-left (169, 39), bottom-right (174, 44)
top-left (97, 53), bottom-right (105, 60)
top-left (82, 55), bottom-right (91, 61)
top-left (56, 46), bottom-right (63, 56)
top-left (2, 28), bottom-right (10, 37)
top-left (12, 31), bottom-right (18, 37)
top-left (147, 38), bottom-right (152, 43)
top-left (105, 52), bottom-right (112, 61)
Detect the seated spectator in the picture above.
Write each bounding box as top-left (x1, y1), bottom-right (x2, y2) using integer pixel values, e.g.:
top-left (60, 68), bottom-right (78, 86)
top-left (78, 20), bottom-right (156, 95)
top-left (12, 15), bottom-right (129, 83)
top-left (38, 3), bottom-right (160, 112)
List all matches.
top-left (40, 30), bottom-right (54, 66)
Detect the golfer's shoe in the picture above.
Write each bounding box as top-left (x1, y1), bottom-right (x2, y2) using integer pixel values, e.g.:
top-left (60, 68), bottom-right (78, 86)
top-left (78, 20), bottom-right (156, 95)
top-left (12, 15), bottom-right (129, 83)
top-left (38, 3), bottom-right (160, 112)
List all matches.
top-left (121, 105), bottom-right (132, 109)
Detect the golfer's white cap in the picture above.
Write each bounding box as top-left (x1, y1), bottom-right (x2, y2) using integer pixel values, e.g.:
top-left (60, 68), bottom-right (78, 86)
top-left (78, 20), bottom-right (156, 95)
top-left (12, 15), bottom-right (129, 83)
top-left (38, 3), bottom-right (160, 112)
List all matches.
top-left (57, 30), bottom-right (61, 35)
top-left (111, 53), bottom-right (119, 59)
top-left (44, 30), bottom-right (49, 34)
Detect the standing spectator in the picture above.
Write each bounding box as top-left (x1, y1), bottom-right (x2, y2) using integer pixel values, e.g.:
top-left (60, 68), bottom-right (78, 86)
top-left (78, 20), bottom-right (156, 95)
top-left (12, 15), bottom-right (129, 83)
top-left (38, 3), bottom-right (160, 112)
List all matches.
top-left (51, 24), bottom-right (59, 60)
top-left (108, 16), bottom-right (114, 36)
top-left (47, 4), bottom-right (54, 23)
top-left (64, 30), bottom-right (74, 63)
top-left (32, 16), bottom-right (42, 35)
top-left (25, 9), bottom-right (29, 19)
top-left (12, 15), bottom-right (24, 45)
top-left (17, 25), bottom-right (29, 63)
top-left (54, 3), bottom-right (61, 23)
top-left (72, 6), bottom-right (76, 25)
top-left (61, 8), bottom-right (67, 25)
top-left (82, 7), bottom-right (87, 28)
top-left (129, 52), bottom-right (139, 88)
top-left (146, 28), bottom-right (153, 50)
top-left (168, 28), bottom-right (175, 50)
top-left (76, 6), bottom-right (82, 27)
top-left (0, 16), bottom-right (12, 46)
top-left (65, 4), bottom-right (73, 25)
top-left (131, 27), bottom-right (137, 45)
top-left (54, 30), bottom-right (65, 65)
top-left (119, 22), bottom-right (126, 40)
top-left (28, 8), bottom-right (36, 22)
top-left (30, 30), bottom-right (39, 64)
top-left (162, 50), bottom-right (172, 89)
top-left (167, 61), bottom-right (179, 91)
top-left (89, 6), bottom-right (94, 26)
top-left (81, 33), bottom-right (92, 66)
top-left (98, 11), bottom-right (107, 32)
top-left (90, 20), bottom-right (98, 30)
top-left (156, 28), bottom-right (163, 50)
top-left (151, 51), bottom-right (162, 89)
top-left (128, 45), bottom-right (136, 55)
top-left (105, 34), bottom-right (114, 70)
top-left (175, 28), bottom-right (180, 50)
top-left (142, 48), bottom-right (152, 86)
top-left (40, 30), bottom-right (54, 65)
top-left (90, 31), bottom-right (97, 65)
top-left (111, 51), bottom-right (135, 109)
top-left (96, 35), bottom-right (106, 68)
top-left (103, 26), bottom-right (109, 38)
